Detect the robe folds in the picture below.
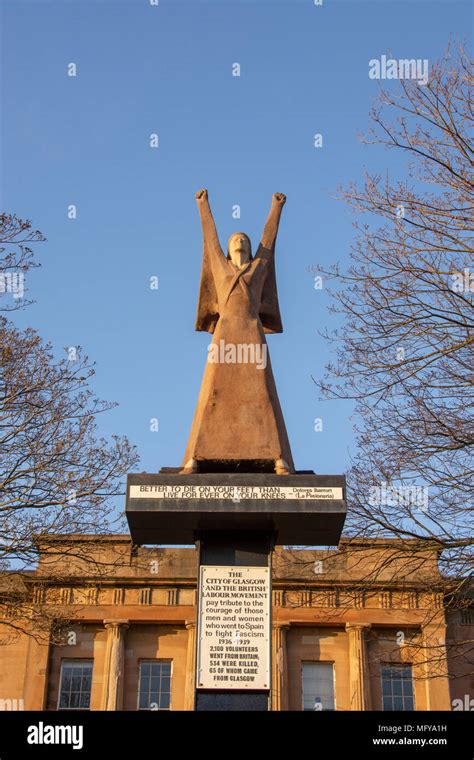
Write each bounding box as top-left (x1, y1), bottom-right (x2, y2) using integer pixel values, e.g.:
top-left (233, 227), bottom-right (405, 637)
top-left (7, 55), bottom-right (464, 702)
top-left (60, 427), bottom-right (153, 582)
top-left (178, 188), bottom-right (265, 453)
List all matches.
top-left (182, 238), bottom-right (294, 469)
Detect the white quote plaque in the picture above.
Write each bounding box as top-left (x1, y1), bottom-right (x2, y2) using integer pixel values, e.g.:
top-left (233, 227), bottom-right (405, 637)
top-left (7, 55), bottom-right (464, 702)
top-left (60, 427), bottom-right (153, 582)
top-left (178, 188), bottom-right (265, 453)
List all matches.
top-left (196, 566), bottom-right (271, 690)
top-left (129, 484), bottom-right (343, 500)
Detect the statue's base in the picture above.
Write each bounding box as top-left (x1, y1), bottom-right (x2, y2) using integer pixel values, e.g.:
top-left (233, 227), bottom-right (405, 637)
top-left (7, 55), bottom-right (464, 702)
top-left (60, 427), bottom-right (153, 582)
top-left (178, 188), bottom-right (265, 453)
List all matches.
top-left (125, 471), bottom-right (346, 546)
top-left (194, 530), bottom-right (274, 711)
top-left (125, 469), bottom-right (347, 711)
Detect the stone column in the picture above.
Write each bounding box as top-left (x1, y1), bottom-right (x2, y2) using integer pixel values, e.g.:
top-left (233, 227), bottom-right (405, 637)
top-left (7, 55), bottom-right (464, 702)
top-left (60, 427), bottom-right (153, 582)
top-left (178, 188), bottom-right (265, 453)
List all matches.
top-left (23, 630), bottom-right (51, 709)
top-left (422, 622), bottom-right (451, 710)
top-left (345, 623), bottom-right (371, 710)
top-left (101, 620), bottom-right (129, 711)
top-left (195, 532), bottom-right (274, 711)
top-left (272, 622), bottom-right (290, 711)
top-left (184, 621), bottom-right (196, 711)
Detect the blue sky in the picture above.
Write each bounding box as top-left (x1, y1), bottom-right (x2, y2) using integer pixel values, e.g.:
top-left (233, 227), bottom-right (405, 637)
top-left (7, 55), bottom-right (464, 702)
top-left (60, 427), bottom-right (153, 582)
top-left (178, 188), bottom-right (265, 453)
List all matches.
top-left (1, 0), bottom-right (471, 487)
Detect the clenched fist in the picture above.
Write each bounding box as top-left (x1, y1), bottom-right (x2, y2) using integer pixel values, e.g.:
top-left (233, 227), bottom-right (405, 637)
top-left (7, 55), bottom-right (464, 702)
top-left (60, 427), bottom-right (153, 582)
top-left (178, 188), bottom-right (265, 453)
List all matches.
top-left (196, 188), bottom-right (208, 202)
top-left (273, 192), bottom-right (286, 205)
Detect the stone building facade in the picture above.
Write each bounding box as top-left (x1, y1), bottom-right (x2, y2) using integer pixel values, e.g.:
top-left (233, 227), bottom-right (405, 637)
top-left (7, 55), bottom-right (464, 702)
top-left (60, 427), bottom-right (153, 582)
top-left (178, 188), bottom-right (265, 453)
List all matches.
top-left (1, 535), bottom-right (471, 711)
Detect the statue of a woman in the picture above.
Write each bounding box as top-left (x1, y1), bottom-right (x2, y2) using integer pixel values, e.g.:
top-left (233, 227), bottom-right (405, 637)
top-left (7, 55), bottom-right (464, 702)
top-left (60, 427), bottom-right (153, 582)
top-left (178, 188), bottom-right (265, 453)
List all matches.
top-left (181, 189), bottom-right (294, 475)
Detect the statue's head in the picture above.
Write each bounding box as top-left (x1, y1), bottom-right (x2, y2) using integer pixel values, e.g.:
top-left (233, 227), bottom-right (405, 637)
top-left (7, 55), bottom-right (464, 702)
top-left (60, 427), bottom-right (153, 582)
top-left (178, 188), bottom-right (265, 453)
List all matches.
top-left (227, 232), bottom-right (252, 268)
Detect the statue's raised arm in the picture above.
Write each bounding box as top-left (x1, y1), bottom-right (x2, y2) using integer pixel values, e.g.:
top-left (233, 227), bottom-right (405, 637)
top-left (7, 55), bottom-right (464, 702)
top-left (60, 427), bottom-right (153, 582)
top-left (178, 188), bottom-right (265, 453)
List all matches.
top-left (256, 192), bottom-right (286, 257)
top-left (195, 188), bottom-right (225, 260)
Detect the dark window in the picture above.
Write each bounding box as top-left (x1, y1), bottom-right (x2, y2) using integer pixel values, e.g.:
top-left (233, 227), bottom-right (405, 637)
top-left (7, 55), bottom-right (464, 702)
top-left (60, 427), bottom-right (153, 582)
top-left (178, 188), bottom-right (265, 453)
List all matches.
top-left (381, 664), bottom-right (415, 711)
top-left (57, 660), bottom-right (93, 710)
top-left (302, 662), bottom-right (335, 711)
top-left (138, 660), bottom-right (172, 710)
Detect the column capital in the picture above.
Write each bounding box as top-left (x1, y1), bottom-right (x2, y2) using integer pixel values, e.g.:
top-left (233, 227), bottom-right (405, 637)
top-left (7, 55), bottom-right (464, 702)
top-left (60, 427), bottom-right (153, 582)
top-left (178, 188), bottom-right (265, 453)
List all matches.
top-left (272, 621), bottom-right (291, 630)
top-left (185, 621), bottom-right (196, 630)
top-left (345, 622), bottom-right (371, 632)
top-left (104, 619), bottom-right (129, 630)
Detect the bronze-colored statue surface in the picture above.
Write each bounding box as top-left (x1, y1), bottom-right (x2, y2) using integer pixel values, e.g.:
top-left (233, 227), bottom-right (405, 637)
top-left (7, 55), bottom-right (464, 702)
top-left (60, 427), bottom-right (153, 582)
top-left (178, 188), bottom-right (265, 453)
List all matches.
top-left (181, 189), bottom-right (294, 475)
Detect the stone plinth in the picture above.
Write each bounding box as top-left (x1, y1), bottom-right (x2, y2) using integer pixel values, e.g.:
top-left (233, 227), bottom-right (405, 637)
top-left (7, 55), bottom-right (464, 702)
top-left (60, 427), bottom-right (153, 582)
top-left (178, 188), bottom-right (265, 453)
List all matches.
top-left (125, 471), bottom-right (346, 546)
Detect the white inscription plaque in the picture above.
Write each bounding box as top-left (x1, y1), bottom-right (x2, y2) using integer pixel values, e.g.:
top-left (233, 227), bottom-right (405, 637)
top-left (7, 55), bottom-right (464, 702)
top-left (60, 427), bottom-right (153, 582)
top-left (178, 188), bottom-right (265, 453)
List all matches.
top-left (196, 566), bottom-right (271, 690)
top-left (129, 484), bottom-right (343, 500)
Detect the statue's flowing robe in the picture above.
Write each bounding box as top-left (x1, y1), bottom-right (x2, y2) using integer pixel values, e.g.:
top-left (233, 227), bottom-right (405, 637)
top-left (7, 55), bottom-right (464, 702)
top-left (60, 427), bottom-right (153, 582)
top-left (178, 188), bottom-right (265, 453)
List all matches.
top-left (182, 238), bottom-right (294, 468)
